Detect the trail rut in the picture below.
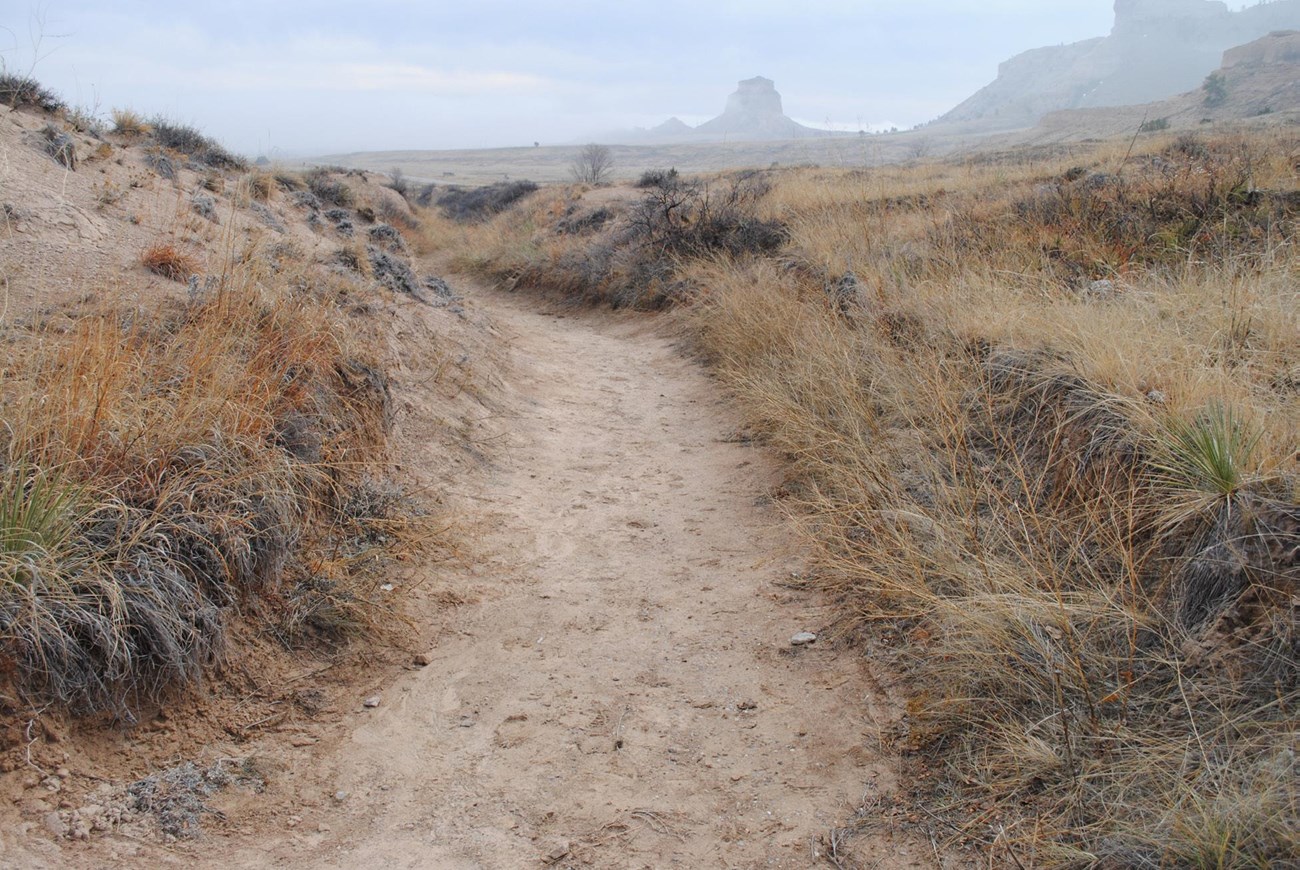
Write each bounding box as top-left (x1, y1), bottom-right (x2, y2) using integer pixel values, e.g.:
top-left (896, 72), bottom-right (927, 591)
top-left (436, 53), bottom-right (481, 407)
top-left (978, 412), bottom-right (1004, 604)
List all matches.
top-left (45, 286), bottom-right (921, 868)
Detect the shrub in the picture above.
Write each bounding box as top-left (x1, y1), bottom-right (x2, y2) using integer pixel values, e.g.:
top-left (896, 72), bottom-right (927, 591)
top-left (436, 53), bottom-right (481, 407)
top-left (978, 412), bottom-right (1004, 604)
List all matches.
top-left (636, 168), bottom-right (678, 189)
top-left (1139, 116), bottom-right (1171, 133)
top-left (39, 124), bottom-right (77, 170)
top-left (386, 167), bottom-right (412, 200)
top-left (190, 192), bottom-right (219, 223)
top-left (1204, 71), bottom-right (1228, 107)
top-left (150, 118), bottom-right (246, 170)
top-left (65, 106), bottom-right (105, 137)
top-left (144, 148), bottom-right (177, 180)
top-left (436, 180), bottom-right (538, 223)
top-left (570, 143), bottom-right (614, 184)
top-left (304, 168), bottom-right (356, 208)
top-left (141, 243), bottom-right (200, 281)
top-left (367, 246), bottom-right (420, 296)
top-left (626, 169), bottom-right (787, 259)
top-left (0, 73), bottom-right (64, 112)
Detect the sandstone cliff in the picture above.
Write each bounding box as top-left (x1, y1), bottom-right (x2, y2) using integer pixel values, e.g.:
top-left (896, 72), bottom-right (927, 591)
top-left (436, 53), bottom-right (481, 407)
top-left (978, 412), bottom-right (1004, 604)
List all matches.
top-left (939, 0), bottom-right (1300, 132)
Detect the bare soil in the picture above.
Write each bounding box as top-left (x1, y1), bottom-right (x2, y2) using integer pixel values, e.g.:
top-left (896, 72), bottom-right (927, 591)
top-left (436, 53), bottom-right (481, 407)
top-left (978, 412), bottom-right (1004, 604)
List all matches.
top-left (212, 286), bottom-right (920, 868)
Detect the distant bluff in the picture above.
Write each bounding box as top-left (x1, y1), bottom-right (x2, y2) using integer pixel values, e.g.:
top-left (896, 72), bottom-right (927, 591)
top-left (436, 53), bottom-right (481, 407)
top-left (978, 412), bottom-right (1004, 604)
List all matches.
top-left (631, 77), bottom-right (829, 143)
top-left (939, 0), bottom-right (1300, 132)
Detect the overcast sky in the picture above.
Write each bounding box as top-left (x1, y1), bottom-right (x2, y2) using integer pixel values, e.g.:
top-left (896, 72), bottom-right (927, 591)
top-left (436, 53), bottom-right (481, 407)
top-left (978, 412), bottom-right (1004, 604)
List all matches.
top-left (0, 1), bottom-right (1260, 156)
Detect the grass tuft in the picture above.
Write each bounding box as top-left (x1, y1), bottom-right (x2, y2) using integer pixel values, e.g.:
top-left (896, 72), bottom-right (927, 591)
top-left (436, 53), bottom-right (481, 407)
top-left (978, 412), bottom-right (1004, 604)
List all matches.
top-left (110, 108), bottom-right (150, 137)
top-left (141, 243), bottom-right (200, 282)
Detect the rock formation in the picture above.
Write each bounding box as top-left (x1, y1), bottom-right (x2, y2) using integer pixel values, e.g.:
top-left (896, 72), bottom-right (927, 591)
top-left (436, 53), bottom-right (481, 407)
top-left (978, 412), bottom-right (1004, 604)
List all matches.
top-left (619, 77), bottom-right (828, 143)
top-left (939, 0), bottom-right (1300, 132)
top-left (693, 77), bottom-right (822, 140)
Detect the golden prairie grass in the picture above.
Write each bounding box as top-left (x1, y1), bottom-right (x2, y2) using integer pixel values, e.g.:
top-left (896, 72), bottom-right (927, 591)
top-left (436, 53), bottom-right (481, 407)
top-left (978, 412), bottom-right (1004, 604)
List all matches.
top-left (432, 127), bottom-right (1299, 865)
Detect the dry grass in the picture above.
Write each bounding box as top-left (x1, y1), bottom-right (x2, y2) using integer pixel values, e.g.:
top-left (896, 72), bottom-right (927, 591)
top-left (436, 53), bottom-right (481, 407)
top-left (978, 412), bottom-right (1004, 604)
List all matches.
top-left (0, 250), bottom-right (393, 715)
top-left (430, 127), bottom-right (1299, 866)
top-left (110, 108), bottom-right (150, 137)
top-left (141, 243), bottom-right (201, 282)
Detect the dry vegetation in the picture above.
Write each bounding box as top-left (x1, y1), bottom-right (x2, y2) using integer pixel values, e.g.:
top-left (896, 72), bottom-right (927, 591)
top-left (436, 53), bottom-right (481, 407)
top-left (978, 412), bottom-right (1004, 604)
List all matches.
top-left (0, 85), bottom-right (457, 727)
top-left (0, 260), bottom-right (394, 716)
top-left (423, 129), bottom-right (1298, 866)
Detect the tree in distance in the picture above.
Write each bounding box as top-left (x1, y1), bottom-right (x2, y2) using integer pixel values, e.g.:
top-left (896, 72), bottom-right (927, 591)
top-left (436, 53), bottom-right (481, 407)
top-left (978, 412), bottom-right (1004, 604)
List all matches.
top-left (571, 143), bottom-right (614, 184)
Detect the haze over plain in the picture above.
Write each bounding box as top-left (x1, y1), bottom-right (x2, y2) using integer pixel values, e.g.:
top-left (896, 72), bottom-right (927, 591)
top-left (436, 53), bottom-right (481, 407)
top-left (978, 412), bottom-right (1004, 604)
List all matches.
top-left (0, 1), bottom-right (1181, 155)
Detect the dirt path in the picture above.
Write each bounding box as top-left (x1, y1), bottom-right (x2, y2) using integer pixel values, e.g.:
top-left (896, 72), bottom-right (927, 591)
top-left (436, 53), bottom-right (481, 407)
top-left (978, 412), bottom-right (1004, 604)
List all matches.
top-left (44, 287), bottom-right (921, 869)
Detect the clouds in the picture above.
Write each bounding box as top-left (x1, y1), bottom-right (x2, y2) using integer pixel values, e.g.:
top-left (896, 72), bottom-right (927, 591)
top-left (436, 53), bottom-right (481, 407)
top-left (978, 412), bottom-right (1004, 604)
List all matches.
top-left (1, 1), bottom-right (1136, 154)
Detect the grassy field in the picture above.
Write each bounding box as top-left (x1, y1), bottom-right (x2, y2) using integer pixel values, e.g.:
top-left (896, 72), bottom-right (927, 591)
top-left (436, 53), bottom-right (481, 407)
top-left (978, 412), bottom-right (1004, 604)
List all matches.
top-left (421, 128), bottom-right (1299, 866)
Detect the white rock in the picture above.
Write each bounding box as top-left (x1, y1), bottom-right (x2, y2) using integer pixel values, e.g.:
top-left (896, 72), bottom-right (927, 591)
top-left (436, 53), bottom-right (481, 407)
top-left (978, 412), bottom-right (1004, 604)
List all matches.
top-left (363, 695), bottom-right (381, 708)
top-left (790, 632), bottom-right (818, 646)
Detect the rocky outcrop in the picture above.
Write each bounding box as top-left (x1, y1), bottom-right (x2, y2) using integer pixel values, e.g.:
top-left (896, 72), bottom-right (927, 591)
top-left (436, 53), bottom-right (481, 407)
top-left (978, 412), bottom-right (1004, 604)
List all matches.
top-left (693, 77), bottom-right (822, 140)
top-left (939, 0), bottom-right (1300, 132)
top-left (620, 77), bottom-right (827, 144)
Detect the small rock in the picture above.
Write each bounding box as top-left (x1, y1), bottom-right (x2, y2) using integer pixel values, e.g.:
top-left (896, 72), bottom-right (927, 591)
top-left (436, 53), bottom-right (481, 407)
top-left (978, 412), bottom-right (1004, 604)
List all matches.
top-left (1146, 389), bottom-right (1168, 405)
top-left (737, 700), bottom-right (758, 712)
top-left (412, 653), bottom-right (432, 667)
top-left (333, 791), bottom-right (349, 802)
top-left (458, 715), bottom-right (477, 728)
top-left (286, 815), bottom-right (302, 829)
top-left (55, 768), bottom-right (71, 779)
top-left (42, 811), bottom-right (66, 838)
top-left (380, 583), bottom-right (394, 592)
top-left (290, 736), bottom-right (318, 747)
top-left (363, 695), bottom-right (381, 708)
top-left (790, 632), bottom-right (818, 647)
top-left (317, 822), bottom-right (332, 834)
top-left (544, 841), bottom-right (571, 864)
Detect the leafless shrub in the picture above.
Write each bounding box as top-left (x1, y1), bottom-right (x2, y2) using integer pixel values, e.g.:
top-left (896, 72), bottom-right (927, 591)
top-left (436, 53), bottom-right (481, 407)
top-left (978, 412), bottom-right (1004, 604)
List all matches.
top-left (0, 73), bottom-right (63, 112)
top-left (570, 143), bottom-right (614, 184)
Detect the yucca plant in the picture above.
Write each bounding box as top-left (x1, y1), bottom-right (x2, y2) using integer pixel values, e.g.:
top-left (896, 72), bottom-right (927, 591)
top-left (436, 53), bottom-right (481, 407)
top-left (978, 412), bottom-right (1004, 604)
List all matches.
top-left (0, 460), bottom-right (88, 586)
top-left (1149, 401), bottom-right (1262, 512)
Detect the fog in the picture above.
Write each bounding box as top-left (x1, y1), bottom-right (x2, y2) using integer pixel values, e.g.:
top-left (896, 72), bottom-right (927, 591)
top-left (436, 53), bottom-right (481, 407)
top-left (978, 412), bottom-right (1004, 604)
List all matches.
top-left (0, 1), bottom-right (1264, 156)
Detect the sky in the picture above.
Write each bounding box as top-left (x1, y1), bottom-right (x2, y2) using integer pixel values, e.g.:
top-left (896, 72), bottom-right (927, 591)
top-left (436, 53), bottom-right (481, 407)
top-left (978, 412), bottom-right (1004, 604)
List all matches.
top-left (0, 1), bottom-right (1261, 156)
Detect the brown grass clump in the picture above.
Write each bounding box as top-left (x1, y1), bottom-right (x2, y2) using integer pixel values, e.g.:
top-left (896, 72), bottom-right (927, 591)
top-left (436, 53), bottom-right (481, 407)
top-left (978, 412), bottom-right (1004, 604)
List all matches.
top-left (246, 171), bottom-right (275, 202)
top-left (430, 127), bottom-right (1299, 865)
top-left (110, 107), bottom-right (150, 137)
top-left (141, 243), bottom-right (201, 282)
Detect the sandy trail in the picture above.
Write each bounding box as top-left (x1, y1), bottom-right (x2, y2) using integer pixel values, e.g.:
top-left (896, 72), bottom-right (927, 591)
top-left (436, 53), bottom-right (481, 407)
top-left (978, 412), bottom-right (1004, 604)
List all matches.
top-left (156, 288), bottom-right (912, 867)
